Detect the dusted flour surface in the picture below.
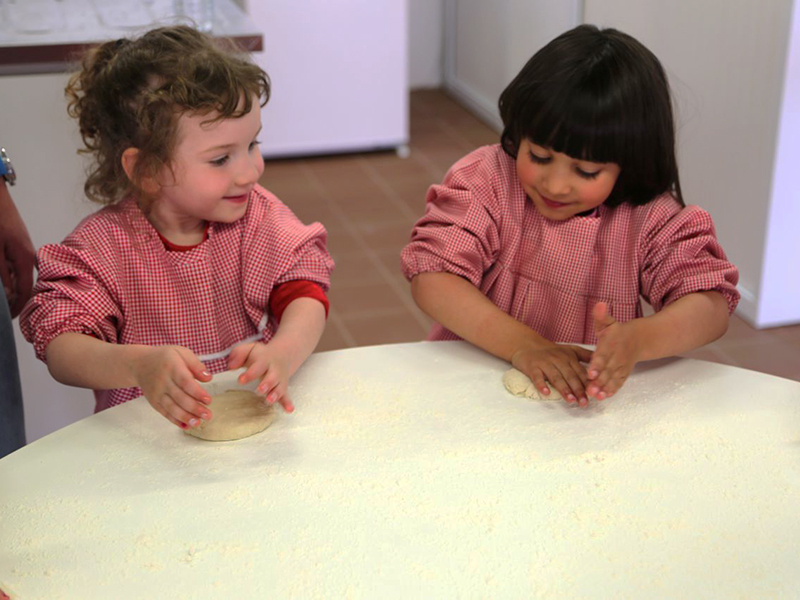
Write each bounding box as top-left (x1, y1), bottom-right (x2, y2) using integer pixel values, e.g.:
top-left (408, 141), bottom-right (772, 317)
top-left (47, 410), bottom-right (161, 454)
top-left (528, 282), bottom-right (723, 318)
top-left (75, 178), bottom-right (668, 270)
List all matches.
top-left (502, 368), bottom-right (563, 401)
top-left (185, 390), bottom-right (276, 441)
top-left (2, 343), bottom-right (800, 598)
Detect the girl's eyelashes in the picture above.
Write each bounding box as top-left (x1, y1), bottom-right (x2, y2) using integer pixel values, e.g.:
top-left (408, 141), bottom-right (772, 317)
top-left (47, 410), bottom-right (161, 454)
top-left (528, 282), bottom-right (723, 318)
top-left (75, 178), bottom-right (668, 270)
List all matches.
top-left (209, 140), bottom-right (260, 165)
top-left (576, 167), bottom-right (600, 180)
top-left (528, 151), bottom-right (551, 164)
top-left (529, 150), bottom-right (601, 180)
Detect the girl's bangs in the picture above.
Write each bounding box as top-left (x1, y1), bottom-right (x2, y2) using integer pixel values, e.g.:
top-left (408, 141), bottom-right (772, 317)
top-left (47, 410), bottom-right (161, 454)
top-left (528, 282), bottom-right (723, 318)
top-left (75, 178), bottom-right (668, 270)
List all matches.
top-left (523, 85), bottom-right (631, 165)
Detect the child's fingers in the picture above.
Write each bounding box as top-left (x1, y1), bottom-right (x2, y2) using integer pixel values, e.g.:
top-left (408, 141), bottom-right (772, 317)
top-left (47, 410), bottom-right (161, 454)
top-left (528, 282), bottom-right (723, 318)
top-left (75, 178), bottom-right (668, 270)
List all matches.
top-left (260, 373), bottom-right (284, 403)
top-left (149, 397), bottom-right (192, 430)
top-left (239, 361), bottom-right (268, 386)
top-left (165, 396), bottom-right (207, 427)
top-left (571, 346), bottom-right (594, 364)
top-left (529, 369), bottom-right (551, 397)
top-left (177, 347), bottom-right (212, 383)
top-left (567, 356), bottom-right (590, 388)
top-left (562, 367), bottom-right (588, 405)
top-left (603, 366), bottom-right (630, 397)
top-left (256, 367), bottom-right (279, 396)
top-left (236, 349), bottom-right (269, 386)
top-left (168, 385), bottom-right (212, 422)
top-left (587, 351), bottom-right (606, 380)
top-left (173, 368), bottom-right (212, 406)
top-left (587, 361), bottom-right (615, 399)
top-left (552, 362), bottom-right (588, 404)
top-left (276, 391), bottom-right (295, 413)
top-left (592, 302), bottom-right (616, 333)
top-left (578, 364), bottom-right (590, 389)
top-left (541, 366), bottom-right (579, 404)
top-left (228, 344), bottom-right (253, 371)
top-left (258, 374), bottom-right (294, 413)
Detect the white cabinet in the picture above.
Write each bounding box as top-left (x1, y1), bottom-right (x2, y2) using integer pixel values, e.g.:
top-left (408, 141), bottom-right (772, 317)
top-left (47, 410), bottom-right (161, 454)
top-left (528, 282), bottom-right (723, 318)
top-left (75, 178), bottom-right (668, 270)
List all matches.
top-left (245, 0), bottom-right (409, 157)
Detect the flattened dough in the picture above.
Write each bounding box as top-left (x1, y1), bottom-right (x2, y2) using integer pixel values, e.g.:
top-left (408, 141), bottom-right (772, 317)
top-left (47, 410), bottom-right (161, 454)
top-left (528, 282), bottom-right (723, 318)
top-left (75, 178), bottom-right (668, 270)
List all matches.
top-left (185, 390), bottom-right (277, 441)
top-left (502, 368), bottom-right (563, 401)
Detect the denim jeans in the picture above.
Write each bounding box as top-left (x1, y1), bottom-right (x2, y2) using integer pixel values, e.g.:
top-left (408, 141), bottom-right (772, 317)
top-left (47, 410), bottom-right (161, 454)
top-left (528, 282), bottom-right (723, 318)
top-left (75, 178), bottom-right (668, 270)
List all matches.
top-left (0, 285), bottom-right (26, 458)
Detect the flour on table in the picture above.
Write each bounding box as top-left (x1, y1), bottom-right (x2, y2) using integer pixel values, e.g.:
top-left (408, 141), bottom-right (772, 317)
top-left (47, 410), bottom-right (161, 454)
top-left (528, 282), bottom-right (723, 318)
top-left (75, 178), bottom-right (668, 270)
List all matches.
top-left (185, 390), bottom-right (276, 441)
top-left (502, 369), bottom-right (563, 401)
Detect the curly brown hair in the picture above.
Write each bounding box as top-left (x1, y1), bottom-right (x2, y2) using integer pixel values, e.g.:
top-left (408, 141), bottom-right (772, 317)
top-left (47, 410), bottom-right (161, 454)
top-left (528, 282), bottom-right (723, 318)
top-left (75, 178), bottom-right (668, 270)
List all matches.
top-left (65, 25), bottom-right (270, 207)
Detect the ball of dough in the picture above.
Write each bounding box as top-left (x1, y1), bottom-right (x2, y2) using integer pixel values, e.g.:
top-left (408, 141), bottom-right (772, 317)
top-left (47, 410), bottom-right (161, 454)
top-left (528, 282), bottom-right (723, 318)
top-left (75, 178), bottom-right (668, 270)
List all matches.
top-left (502, 369), bottom-right (563, 401)
top-left (184, 390), bottom-right (277, 441)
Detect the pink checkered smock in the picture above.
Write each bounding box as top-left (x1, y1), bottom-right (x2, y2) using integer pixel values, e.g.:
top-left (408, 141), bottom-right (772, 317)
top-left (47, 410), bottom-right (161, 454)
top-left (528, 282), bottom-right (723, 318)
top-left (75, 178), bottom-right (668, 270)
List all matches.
top-left (401, 145), bottom-right (739, 344)
top-left (21, 184), bottom-right (334, 411)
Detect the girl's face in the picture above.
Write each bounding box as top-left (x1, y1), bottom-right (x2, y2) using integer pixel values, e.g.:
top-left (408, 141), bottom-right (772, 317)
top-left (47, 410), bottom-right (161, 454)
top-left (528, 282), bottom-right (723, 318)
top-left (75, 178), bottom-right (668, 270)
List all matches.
top-left (149, 95), bottom-right (264, 239)
top-left (516, 139), bottom-right (621, 221)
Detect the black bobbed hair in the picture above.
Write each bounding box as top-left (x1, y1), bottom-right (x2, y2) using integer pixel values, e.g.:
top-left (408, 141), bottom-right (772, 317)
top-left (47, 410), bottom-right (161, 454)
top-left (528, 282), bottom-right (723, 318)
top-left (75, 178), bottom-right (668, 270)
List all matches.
top-left (499, 24), bottom-right (683, 208)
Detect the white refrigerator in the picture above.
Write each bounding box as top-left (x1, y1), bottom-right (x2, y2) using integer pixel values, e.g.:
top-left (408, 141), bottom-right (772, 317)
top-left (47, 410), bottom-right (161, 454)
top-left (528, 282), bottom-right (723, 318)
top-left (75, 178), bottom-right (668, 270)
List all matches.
top-left (245, 0), bottom-right (409, 158)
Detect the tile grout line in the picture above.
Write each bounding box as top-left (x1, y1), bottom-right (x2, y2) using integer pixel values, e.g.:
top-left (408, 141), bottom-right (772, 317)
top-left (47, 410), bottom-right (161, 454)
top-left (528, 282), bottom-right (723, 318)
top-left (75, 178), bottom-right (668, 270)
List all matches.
top-left (405, 143), bottom-right (448, 182)
top-left (435, 117), bottom-right (498, 151)
top-left (298, 161), bottom-right (433, 334)
top-left (710, 344), bottom-right (747, 371)
top-left (356, 156), bottom-right (421, 221)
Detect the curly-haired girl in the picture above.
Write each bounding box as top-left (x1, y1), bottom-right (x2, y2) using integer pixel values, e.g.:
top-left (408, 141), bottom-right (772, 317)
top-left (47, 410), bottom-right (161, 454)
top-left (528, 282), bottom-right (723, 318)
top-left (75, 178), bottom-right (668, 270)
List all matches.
top-left (21, 26), bottom-right (334, 429)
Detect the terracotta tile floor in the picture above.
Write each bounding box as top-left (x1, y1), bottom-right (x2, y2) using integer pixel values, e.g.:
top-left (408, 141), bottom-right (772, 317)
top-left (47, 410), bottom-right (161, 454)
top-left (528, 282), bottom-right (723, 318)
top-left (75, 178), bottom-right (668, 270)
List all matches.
top-left (260, 89), bottom-right (800, 383)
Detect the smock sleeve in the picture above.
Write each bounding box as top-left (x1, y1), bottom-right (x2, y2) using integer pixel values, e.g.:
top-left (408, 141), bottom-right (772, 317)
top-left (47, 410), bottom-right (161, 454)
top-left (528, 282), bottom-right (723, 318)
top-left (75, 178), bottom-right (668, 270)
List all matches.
top-left (639, 201), bottom-right (740, 314)
top-left (400, 166), bottom-right (502, 288)
top-left (19, 243), bottom-right (123, 362)
top-left (240, 194), bottom-right (334, 337)
top-left (264, 202), bottom-right (333, 292)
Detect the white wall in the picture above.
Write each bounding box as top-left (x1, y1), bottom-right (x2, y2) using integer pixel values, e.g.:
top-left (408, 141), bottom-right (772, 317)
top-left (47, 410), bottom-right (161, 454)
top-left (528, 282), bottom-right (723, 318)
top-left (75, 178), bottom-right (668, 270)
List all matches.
top-left (409, 0), bottom-right (444, 88)
top-left (443, 0), bottom-right (583, 131)
top-left (583, 0), bottom-right (796, 327)
top-left (0, 74), bottom-right (99, 443)
top-left (760, 0), bottom-right (800, 327)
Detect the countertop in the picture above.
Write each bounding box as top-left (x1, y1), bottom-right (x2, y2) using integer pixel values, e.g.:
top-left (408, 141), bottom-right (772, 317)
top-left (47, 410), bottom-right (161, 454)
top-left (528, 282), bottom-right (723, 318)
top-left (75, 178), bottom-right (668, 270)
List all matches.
top-left (1, 341), bottom-right (799, 598)
top-left (0, 0), bottom-right (262, 75)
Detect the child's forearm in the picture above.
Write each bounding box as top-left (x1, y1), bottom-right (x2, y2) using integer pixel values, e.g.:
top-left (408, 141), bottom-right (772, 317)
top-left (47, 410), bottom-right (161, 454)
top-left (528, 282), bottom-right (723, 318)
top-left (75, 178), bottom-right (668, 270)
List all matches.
top-left (411, 272), bottom-right (550, 362)
top-left (633, 291), bottom-right (730, 361)
top-left (45, 333), bottom-right (149, 390)
top-left (268, 297), bottom-right (327, 375)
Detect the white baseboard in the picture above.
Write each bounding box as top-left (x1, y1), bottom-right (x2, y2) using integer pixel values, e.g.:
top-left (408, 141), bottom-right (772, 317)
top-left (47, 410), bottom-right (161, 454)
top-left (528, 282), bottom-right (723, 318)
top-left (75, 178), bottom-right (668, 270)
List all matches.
top-left (734, 285), bottom-right (759, 328)
top-left (734, 283), bottom-right (800, 328)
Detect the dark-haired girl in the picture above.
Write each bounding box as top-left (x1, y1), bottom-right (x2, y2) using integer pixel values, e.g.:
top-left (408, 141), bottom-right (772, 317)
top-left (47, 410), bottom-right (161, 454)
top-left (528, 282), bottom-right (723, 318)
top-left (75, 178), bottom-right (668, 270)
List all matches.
top-left (401, 25), bottom-right (738, 406)
top-left (20, 26), bottom-right (333, 429)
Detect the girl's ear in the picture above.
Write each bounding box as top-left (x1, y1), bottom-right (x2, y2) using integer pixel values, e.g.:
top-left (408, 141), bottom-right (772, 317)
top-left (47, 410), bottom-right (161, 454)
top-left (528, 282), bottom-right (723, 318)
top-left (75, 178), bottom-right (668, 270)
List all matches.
top-left (120, 147), bottom-right (139, 181)
top-left (121, 147), bottom-right (160, 195)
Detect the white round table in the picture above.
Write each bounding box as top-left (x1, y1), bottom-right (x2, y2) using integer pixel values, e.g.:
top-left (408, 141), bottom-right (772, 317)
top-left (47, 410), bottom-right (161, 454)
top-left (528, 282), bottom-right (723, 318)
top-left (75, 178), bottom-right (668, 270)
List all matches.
top-left (1, 341), bottom-right (799, 598)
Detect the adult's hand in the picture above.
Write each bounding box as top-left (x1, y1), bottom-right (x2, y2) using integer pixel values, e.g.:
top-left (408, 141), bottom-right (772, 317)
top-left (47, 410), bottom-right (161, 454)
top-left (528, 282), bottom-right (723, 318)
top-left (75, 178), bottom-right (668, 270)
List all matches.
top-left (0, 181), bottom-right (35, 318)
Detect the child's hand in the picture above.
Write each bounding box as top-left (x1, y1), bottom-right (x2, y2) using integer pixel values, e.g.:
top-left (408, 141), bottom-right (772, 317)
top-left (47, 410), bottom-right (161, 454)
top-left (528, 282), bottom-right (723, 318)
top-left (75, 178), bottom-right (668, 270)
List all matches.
top-left (511, 343), bottom-right (593, 406)
top-left (228, 342), bottom-right (295, 413)
top-left (587, 302), bottom-right (642, 400)
top-left (129, 346), bottom-right (213, 429)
